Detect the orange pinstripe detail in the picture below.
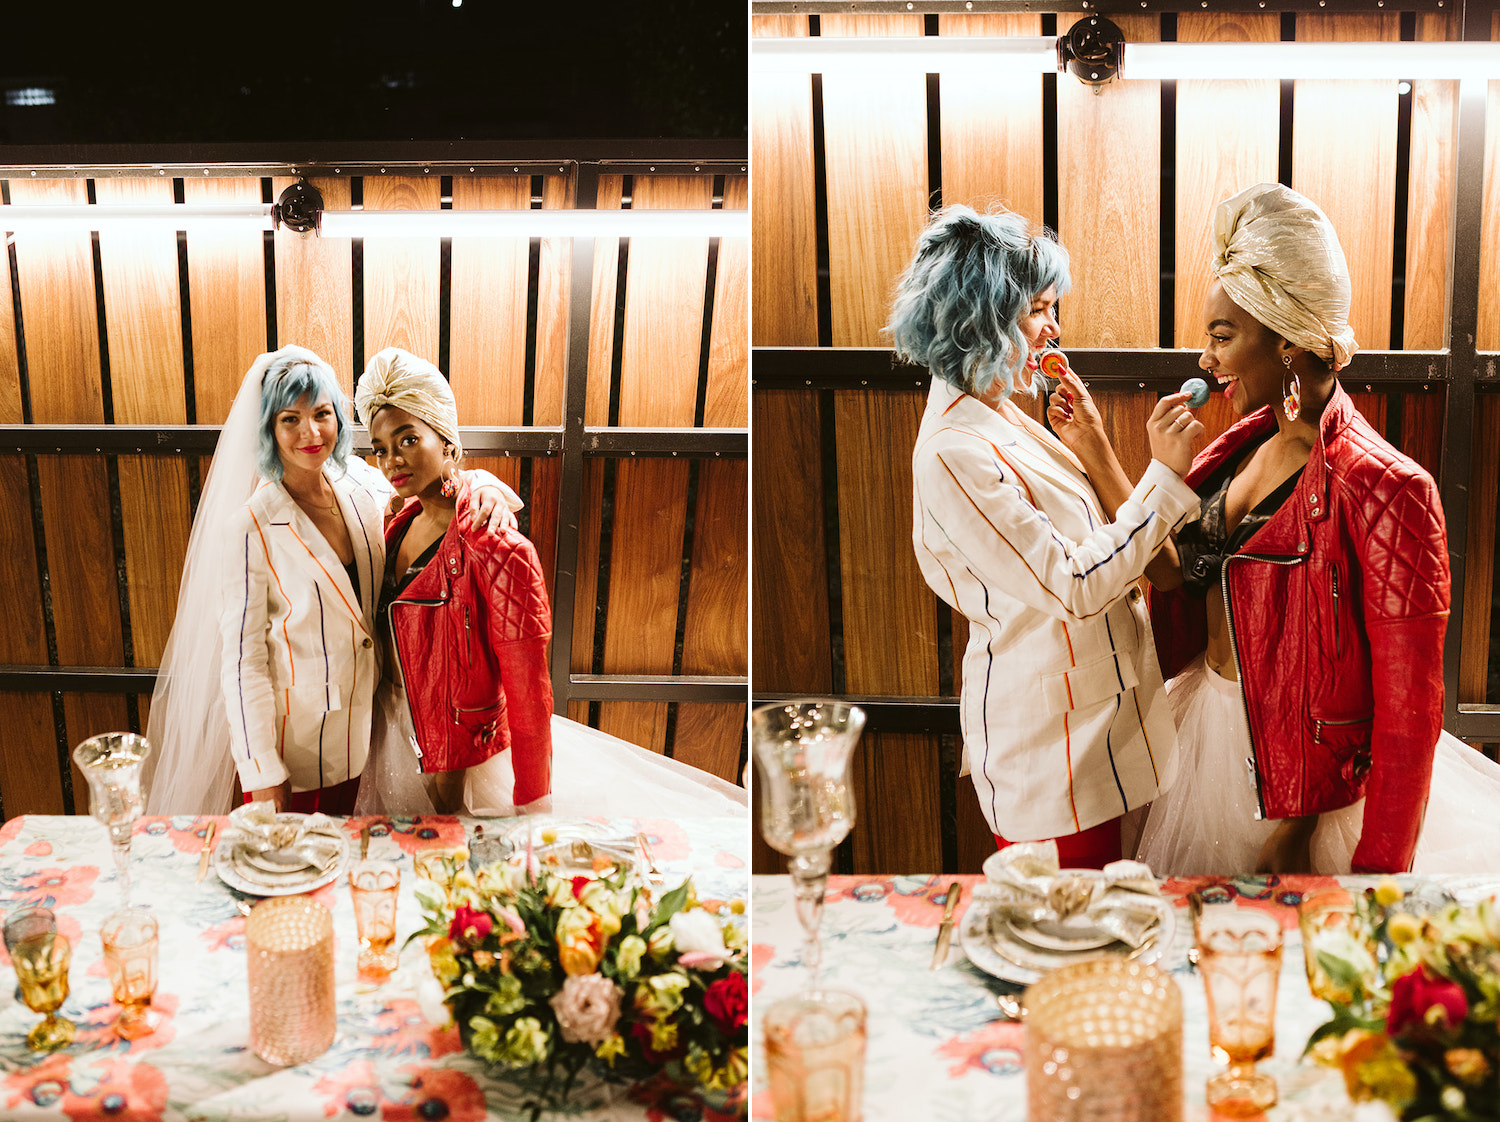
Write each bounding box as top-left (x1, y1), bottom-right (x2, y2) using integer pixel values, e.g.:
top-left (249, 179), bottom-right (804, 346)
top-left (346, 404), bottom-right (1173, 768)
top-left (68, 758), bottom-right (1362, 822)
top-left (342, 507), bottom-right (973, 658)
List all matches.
top-left (1061, 622), bottom-right (1076, 666)
top-left (942, 394), bottom-right (966, 416)
top-left (1064, 674), bottom-right (1074, 709)
top-left (1063, 712), bottom-right (1081, 832)
top-left (250, 510), bottom-right (297, 687)
top-left (1141, 483), bottom-right (1157, 502)
top-left (1131, 689), bottom-right (1160, 786)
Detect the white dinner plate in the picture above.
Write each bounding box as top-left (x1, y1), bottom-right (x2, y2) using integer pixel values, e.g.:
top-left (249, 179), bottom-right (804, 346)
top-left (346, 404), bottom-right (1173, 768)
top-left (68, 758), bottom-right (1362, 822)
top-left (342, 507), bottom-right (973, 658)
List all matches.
top-left (214, 819), bottom-right (350, 897)
top-left (959, 887), bottom-right (1176, 985)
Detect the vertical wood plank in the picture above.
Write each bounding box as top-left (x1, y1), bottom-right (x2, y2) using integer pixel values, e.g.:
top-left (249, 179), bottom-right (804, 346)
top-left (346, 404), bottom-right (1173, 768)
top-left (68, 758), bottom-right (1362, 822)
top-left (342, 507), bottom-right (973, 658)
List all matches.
top-left (751, 15), bottom-right (818, 347)
top-left (682, 459), bottom-right (748, 678)
top-left (1294, 14), bottom-right (1400, 352)
top-left (849, 733), bottom-right (943, 873)
top-left (1089, 389), bottom-right (1157, 486)
top-left (449, 176), bottom-right (530, 425)
top-left (1478, 19), bottom-right (1500, 351)
top-left (1057, 14), bottom-right (1160, 348)
top-left (957, 783), bottom-right (998, 873)
top-left (362, 176), bottom-right (442, 365)
top-left (821, 14), bottom-right (929, 347)
top-left (527, 456), bottom-right (561, 607)
top-left (1347, 392), bottom-right (1388, 437)
top-left (619, 176), bottom-right (713, 428)
top-left (936, 15), bottom-right (1045, 219)
top-left (586, 177), bottom-right (626, 427)
top-left (752, 388), bottom-right (831, 693)
top-left (62, 693), bottom-right (131, 808)
top-left (0, 456), bottom-right (46, 665)
top-left (569, 459), bottom-right (607, 694)
top-left (183, 177), bottom-right (268, 424)
top-left (598, 458), bottom-right (691, 751)
top-left (670, 704), bottom-right (745, 785)
top-left (1400, 391), bottom-right (1445, 481)
top-left (8, 178), bottom-right (103, 423)
top-left (93, 178), bottom-right (186, 425)
top-left (1404, 15), bottom-right (1459, 350)
top-left (1174, 14), bottom-right (1280, 348)
top-left (273, 177), bottom-right (353, 394)
top-left (704, 176), bottom-right (748, 428)
top-left (39, 457), bottom-right (122, 668)
top-left (834, 389), bottom-right (937, 695)
top-left (1460, 395), bottom-right (1500, 705)
top-left (0, 695), bottom-right (65, 818)
top-left (532, 174), bottom-right (575, 428)
top-left (0, 207), bottom-right (21, 424)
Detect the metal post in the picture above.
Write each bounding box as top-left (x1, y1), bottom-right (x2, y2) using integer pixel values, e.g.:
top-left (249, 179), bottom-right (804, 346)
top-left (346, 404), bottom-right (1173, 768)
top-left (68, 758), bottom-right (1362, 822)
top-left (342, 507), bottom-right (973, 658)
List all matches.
top-left (549, 162), bottom-right (601, 715)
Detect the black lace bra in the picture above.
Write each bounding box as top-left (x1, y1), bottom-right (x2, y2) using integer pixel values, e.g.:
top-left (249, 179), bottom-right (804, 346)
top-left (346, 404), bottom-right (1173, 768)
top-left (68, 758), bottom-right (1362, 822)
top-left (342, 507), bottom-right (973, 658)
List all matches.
top-left (1174, 451), bottom-right (1304, 598)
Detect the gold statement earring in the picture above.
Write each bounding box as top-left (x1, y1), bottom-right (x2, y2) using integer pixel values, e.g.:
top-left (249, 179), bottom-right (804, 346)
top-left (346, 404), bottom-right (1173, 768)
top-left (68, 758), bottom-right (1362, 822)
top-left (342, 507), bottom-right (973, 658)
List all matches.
top-left (440, 445), bottom-right (459, 498)
top-left (1282, 355), bottom-right (1301, 422)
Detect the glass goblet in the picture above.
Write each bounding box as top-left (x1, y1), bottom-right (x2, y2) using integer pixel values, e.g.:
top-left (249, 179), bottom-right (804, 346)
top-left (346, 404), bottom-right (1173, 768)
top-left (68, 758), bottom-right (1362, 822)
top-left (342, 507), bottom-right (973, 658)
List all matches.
top-left (4, 907), bottom-right (76, 1052)
top-left (73, 732), bottom-right (152, 909)
top-left (752, 700), bottom-right (865, 987)
top-left (1196, 908), bottom-right (1283, 1117)
top-left (1297, 889), bottom-right (1362, 1004)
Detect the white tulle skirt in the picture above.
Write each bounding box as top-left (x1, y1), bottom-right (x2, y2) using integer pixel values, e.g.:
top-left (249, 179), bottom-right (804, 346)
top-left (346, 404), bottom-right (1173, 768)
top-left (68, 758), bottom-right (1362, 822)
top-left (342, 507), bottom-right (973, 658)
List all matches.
top-left (353, 681), bottom-right (749, 819)
top-left (1133, 655), bottom-right (1500, 875)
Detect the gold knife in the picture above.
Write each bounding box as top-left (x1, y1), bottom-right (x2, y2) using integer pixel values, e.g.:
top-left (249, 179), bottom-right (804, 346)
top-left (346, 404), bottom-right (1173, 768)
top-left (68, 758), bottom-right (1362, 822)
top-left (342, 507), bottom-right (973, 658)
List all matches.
top-left (196, 821), bottom-right (217, 883)
top-left (931, 880), bottom-right (963, 969)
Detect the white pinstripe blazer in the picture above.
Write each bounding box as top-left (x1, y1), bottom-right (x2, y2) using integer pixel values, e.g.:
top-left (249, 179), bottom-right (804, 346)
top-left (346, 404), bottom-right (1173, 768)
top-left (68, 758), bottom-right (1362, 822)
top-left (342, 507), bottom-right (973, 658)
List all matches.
top-left (219, 468), bottom-right (385, 794)
top-left (912, 378), bottom-right (1199, 841)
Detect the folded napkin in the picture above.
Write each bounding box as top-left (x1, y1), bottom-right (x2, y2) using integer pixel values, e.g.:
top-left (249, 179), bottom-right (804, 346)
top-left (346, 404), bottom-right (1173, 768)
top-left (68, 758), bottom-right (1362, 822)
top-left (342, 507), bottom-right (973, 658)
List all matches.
top-left (228, 803), bottom-right (340, 869)
top-left (979, 846), bottom-right (1164, 948)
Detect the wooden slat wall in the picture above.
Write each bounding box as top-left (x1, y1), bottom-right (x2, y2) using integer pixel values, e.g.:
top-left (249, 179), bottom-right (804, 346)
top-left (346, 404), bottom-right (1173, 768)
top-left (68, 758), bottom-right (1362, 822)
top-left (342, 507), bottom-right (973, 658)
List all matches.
top-left (0, 165), bottom-right (748, 818)
top-left (750, 10), bottom-right (1500, 873)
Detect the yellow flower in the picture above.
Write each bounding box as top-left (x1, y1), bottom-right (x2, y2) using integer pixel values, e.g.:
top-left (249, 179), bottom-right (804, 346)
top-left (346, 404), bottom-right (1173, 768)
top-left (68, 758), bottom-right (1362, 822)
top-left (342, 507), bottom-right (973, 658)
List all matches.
top-left (425, 936), bottom-right (461, 987)
top-left (1374, 878), bottom-right (1404, 907)
top-left (647, 1017), bottom-right (679, 1053)
top-left (647, 926), bottom-right (675, 961)
top-left (634, 972), bottom-right (690, 1018)
top-left (615, 935), bottom-right (647, 981)
top-left (595, 1034), bottom-right (627, 1066)
top-left (728, 898), bottom-right (745, 915)
top-left (1388, 913), bottom-right (1421, 946)
top-left (557, 907), bottom-right (606, 976)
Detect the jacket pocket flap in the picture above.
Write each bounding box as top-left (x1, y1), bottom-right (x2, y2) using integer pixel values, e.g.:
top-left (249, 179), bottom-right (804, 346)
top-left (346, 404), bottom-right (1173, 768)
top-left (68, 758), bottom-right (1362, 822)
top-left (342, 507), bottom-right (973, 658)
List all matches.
top-left (285, 682), bottom-right (342, 713)
top-left (1041, 652), bottom-right (1140, 716)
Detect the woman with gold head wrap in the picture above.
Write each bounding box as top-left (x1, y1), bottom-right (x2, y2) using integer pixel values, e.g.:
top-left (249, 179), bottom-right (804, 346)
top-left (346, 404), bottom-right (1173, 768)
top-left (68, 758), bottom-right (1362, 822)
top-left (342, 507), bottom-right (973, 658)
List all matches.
top-left (1069, 182), bottom-right (1500, 874)
top-left (352, 348), bottom-right (747, 819)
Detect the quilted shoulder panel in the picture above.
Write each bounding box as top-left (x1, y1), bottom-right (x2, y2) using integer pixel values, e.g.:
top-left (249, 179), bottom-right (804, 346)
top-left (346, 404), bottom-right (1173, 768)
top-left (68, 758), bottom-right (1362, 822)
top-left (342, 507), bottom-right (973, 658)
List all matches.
top-left (1328, 424), bottom-right (1449, 621)
top-left (471, 529), bottom-right (553, 642)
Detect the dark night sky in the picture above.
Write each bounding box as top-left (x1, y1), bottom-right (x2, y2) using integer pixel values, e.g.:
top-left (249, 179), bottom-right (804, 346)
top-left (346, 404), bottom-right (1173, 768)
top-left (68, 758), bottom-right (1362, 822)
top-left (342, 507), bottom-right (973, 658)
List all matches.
top-left (2, 0), bottom-right (746, 145)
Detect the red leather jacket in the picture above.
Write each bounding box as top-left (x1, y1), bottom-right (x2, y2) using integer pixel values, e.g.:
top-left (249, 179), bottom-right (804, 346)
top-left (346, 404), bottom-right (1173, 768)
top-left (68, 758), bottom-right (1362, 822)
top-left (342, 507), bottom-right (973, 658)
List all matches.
top-left (1149, 383), bottom-right (1449, 873)
top-left (386, 480), bottom-right (553, 805)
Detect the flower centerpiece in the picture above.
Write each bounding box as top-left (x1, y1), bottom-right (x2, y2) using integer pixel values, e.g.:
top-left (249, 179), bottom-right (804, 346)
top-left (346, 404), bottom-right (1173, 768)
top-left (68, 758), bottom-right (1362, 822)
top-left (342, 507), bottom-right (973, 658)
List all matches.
top-left (1305, 878), bottom-right (1500, 1120)
top-left (410, 847), bottom-right (748, 1119)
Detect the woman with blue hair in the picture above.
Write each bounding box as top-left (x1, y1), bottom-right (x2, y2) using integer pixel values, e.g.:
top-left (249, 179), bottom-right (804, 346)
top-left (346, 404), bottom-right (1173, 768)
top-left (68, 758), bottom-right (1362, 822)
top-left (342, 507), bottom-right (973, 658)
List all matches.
top-left (143, 345), bottom-right (514, 815)
top-left (897, 205), bottom-right (1203, 867)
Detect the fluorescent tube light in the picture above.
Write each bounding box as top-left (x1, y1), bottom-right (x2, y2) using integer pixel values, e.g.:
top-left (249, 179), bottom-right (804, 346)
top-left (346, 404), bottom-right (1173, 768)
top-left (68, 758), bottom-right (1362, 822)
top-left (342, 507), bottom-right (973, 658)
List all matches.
top-left (1, 204), bottom-right (276, 232)
top-left (752, 35), bottom-right (1500, 80)
top-left (317, 208), bottom-right (750, 239)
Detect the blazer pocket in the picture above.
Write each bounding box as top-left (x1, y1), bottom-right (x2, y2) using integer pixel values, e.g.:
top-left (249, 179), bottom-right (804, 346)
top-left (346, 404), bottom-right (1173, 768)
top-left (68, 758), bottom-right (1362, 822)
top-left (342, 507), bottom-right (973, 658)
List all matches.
top-left (1041, 651), bottom-right (1141, 716)
top-left (281, 683), bottom-right (344, 746)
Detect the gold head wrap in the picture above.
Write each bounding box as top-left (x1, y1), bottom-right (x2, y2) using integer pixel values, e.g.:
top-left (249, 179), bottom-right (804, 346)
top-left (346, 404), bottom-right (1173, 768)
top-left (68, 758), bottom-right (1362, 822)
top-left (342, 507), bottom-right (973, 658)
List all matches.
top-left (1211, 183), bottom-right (1357, 371)
top-left (354, 347), bottom-right (462, 458)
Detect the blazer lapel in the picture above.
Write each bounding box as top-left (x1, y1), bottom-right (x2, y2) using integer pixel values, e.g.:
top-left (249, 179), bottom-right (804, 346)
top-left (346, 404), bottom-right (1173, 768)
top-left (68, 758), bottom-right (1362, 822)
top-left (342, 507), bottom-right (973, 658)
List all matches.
top-left (267, 480), bottom-right (371, 636)
top-left (956, 395), bottom-right (1104, 519)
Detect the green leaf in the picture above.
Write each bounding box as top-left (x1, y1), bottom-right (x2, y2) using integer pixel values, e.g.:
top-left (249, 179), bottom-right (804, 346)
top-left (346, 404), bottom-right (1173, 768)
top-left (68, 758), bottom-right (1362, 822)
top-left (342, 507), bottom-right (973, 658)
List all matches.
top-left (649, 881), bottom-right (693, 930)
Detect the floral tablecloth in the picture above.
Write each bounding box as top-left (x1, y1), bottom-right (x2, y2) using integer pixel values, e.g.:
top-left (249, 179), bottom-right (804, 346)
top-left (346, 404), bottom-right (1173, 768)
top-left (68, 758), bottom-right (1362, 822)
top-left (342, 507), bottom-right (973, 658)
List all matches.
top-left (750, 872), bottom-right (1500, 1122)
top-left (0, 814), bottom-right (748, 1122)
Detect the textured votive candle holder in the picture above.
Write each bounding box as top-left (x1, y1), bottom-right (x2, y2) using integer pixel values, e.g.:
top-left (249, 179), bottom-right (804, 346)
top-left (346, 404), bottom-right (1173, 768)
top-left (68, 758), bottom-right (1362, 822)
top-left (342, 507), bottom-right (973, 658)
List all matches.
top-left (245, 896), bottom-right (336, 1066)
top-left (1025, 958), bottom-right (1184, 1122)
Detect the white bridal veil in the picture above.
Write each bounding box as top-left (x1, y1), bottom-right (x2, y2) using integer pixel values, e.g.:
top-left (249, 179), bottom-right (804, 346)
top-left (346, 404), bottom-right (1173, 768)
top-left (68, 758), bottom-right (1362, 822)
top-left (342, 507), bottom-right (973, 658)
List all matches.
top-left (142, 345), bottom-right (338, 815)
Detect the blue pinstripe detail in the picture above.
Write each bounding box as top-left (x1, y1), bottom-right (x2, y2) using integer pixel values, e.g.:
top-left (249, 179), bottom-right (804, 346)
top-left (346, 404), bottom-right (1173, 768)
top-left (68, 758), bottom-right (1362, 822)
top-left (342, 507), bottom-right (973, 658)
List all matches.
top-left (316, 585), bottom-right (328, 782)
top-left (975, 573), bottom-right (999, 829)
top-left (237, 534), bottom-right (253, 763)
top-left (1074, 513), bottom-right (1155, 579)
top-left (1102, 612), bottom-right (1127, 810)
top-left (349, 486), bottom-right (376, 616)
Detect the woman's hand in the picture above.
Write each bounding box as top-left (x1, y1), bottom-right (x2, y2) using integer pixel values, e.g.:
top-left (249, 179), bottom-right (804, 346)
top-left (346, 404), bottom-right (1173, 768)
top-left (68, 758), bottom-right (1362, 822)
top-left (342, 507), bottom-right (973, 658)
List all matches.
top-left (249, 781), bottom-right (290, 813)
top-left (1046, 368), bottom-right (1108, 456)
top-left (1147, 391), bottom-right (1204, 477)
top-left (1254, 814), bottom-right (1317, 874)
top-left (466, 476), bottom-right (519, 534)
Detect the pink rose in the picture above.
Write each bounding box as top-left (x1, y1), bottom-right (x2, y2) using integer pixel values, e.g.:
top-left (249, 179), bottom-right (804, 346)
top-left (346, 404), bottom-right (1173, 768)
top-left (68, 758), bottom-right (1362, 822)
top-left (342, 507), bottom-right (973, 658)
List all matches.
top-left (1387, 966), bottom-right (1468, 1036)
top-left (449, 905), bottom-right (493, 948)
top-left (549, 973), bottom-right (623, 1046)
top-left (704, 973), bottom-right (748, 1035)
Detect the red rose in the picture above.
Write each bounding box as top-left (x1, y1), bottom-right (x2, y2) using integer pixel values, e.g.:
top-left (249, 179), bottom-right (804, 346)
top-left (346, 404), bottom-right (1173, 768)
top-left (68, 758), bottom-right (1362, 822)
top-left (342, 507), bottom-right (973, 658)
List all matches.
top-left (703, 972), bottom-right (748, 1036)
top-left (572, 876), bottom-right (592, 900)
top-left (1387, 966), bottom-right (1468, 1036)
top-left (449, 905), bottom-right (494, 948)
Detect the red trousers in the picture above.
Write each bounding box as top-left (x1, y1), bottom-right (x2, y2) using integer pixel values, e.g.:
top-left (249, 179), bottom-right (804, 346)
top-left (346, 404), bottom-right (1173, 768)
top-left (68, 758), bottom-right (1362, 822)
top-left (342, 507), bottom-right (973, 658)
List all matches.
top-left (242, 776), bottom-right (361, 816)
top-left (993, 815), bottom-right (1122, 870)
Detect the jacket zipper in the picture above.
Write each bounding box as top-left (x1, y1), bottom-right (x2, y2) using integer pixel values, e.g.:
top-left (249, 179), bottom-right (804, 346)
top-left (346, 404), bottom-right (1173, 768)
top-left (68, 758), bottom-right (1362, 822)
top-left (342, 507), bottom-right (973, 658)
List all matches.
top-left (1330, 566), bottom-right (1342, 659)
top-left (389, 597), bottom-right (445, 775)
top-left (464, 605), bottom-right (472, 667)
top-left (1314, 715), bottom-right (1367, 743)
top-left (1221, 551), bottom-right (1306, 820)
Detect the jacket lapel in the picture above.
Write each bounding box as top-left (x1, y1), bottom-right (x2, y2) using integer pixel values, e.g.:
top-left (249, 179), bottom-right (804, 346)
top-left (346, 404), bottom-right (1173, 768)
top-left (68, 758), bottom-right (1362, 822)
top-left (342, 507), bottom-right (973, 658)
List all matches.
top-left (948, 391), bottom-right (1102, 517)
top-left (264, 478), bottom-right (371, 636)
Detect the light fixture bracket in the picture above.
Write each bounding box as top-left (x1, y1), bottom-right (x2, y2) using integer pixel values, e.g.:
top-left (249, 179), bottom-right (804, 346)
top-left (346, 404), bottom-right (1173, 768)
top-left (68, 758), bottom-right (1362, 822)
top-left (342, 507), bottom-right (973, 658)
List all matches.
top-left (272, 180), bottom-right (324, 234)
top-left (1058, 16), bottom-right (1124, 85)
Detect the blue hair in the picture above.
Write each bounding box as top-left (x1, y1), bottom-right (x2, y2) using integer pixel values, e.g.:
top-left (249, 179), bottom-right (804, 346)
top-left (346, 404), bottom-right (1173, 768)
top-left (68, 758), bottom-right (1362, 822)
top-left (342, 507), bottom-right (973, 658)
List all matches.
top-left (257, 355), bottom-right (353, 481)
top-left (886, 205), bottom-right (1071, 400)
